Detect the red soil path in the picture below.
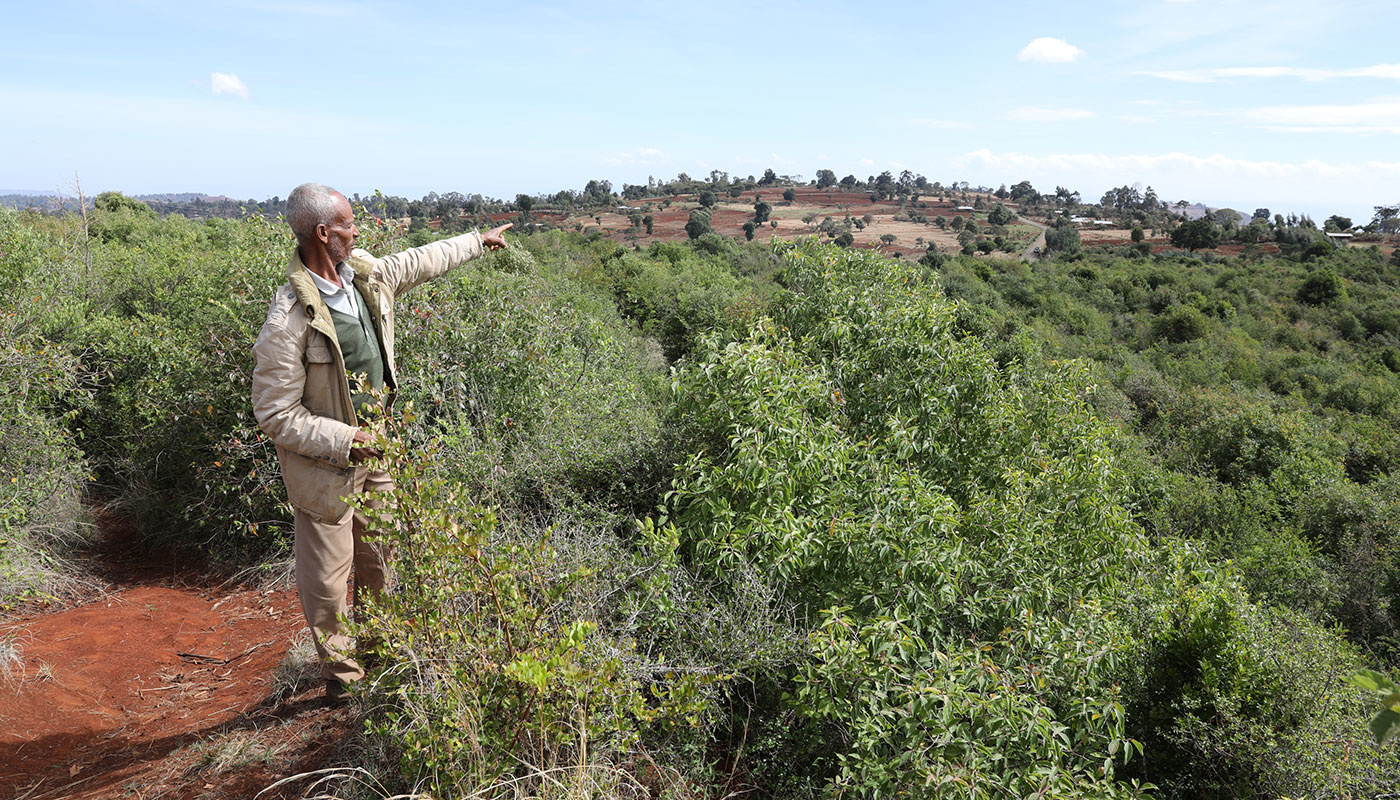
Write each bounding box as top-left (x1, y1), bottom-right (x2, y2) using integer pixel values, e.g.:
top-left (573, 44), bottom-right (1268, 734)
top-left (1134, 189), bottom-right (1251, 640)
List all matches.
top-left (1, 527), bottom-right (353, 800)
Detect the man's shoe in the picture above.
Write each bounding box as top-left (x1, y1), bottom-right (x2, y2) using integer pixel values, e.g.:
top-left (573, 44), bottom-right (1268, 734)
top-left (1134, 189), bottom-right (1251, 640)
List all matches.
top-left (325, 679), bottom-right (348, 705)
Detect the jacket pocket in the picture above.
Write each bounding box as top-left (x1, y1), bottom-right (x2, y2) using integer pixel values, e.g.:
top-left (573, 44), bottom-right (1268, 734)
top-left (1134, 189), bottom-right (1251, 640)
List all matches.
top-left (277, 446), bottom-right (354, 523)
top-left (305, 345), bottom-right (333, 363)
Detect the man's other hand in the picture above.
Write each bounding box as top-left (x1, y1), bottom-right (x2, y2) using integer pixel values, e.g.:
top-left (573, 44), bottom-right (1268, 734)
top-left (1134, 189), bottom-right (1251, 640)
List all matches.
top-left (483, 223), bottom-right (512, 251)
top-left (349, 429), bottom-right (382, 463)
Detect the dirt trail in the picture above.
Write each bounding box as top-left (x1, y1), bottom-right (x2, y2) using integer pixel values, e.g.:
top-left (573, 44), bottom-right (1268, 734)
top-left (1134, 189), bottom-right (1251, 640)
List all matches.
top-left (1, 522), bottom-right (353, 800)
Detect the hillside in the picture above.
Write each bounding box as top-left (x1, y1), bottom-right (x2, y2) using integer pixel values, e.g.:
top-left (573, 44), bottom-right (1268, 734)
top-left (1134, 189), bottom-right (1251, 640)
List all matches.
top-left (1, 198), bottom-right (1398, 798)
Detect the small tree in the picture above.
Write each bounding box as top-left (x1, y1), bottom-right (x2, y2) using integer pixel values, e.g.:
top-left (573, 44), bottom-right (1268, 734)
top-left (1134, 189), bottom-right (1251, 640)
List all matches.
top-left (782, 187), bottom-right (796, 203)
top-left (643, 215), bottom-right (654, 235)
top-left (950, 216), bottom-right (964, 232)
top-left (685, 208), bottom-right (712, 239)
top-left (699, 190), bottom-right (717, 209)
top-left (1325, 215), bottom-right (1353, 232)
top-left (1297, 268), bottom-right (1345, 305)
top-left (1044, 221), bottom-right (1081, 255)
top-left (834, 231), bottom-right (854, 247)
top-left (1131, 226), bottom-right (1145, 244)
top-left (753, 200), bottom-right (772, 224)
top-left (742, 221), bottom-right (756, 241)
top-left (1170, 218), bottom-right (1222, 252)
top-left (987, 203), bottom-right (1014, 226)
top-left (879, 233), bottom-right (897, 246)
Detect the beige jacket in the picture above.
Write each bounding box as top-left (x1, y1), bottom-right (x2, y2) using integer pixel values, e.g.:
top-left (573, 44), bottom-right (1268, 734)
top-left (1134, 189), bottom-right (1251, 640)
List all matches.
top-left (252, 231), bottom-right (485, 521)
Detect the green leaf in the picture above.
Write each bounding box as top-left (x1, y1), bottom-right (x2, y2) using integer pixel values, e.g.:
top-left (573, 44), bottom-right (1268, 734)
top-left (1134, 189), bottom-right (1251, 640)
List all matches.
top-left (1369, 708), bottom-right (1400, 746)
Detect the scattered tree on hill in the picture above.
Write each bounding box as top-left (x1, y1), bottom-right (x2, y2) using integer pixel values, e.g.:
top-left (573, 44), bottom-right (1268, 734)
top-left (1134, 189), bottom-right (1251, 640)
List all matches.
top-left (933, 215), bottom-right (947, 230)
top-left (834, 230), bottom-right (854, 247)
top-left (815, 169), bottom-right (838, 189)
top-left (1131, 226), bottom-right (1145, 244)
top-left (742, 221), bottom-right (756, 241)
top-left (950, 216), bottom-right (964, 232)
top-left (1170, 218), bottom-right (1226, 253)
top-left (880, 233), bottom-right (897, 246)
top-left (1239, 219), bottom-right (1272, 243)
top-left (1372, 205), bottom-right (1399, 234)
top-left (783, 187), bottom-right (796, 203)
top-left (759, 169), bottom-right (778, 186)
top-left (1325, 215), bottom-right (1353, 232)
top-left (515, 194), bottom-right (534, 221)
top-left (874, 171), bottom-right (895, 200)
top-left (1171, 218), bottom-right (1223, 252)
top-left (1009, 180), bottom-right (1038, 203)
top-left (643, 215), bottom-right (654, 234)
top-left (987, 203), bottom-right (1014, 226)
top-left (1253, 208), bottom-right (1272, 220)
top-left (94, 191), bottom-right (154, 216)
top-left (685, 207), bottom-right (712, 239)
top-left (699, 190), bottom-right (717, 209)
top-left (582, 179), bottom-right (613, 206)
top-left (839, 175), bottom-right (858, 190)
top-left (1044, 219), bottom-right (1081, 255)
top-left (753, 200), bottom-right (772, 224)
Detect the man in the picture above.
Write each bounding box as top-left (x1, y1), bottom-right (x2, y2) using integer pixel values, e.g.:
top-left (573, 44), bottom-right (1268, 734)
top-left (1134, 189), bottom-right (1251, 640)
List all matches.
top-left (251, 182), bottom-right (509, 701)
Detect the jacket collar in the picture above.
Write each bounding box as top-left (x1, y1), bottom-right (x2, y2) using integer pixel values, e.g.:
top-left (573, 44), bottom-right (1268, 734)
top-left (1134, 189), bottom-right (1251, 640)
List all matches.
top-left (285, 250), bottom-right (339, 343)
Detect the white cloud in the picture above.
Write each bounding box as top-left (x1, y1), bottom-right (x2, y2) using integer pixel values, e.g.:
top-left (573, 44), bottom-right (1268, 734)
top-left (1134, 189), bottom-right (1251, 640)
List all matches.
top-left (1139, 64), bottom-right (1400, 83)
top-left (1006, 106), bottom-right (1095, 122)
top-left (1018, 37), bottom-right (1085, 63)
top-left (1241, 98), bottom-right (1400, 134)
top-left (211, 73), bottom-right (249, 100)
top-left (601, 147), bottom-right (671, 167)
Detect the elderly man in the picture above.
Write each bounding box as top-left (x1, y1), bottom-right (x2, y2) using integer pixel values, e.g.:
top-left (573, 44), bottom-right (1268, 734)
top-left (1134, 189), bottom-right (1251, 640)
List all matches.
top-left (252, 182), bottom-right (509, 701)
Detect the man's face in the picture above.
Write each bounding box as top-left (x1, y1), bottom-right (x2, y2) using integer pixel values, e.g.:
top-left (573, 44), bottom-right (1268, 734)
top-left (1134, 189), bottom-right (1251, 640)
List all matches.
top-left (323, 194), bottom-right (358, 264)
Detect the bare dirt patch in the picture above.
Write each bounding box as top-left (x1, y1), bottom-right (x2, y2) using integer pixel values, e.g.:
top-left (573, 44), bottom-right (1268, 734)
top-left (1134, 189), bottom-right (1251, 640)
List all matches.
top-left (1, 523), bottom-right (354, 800)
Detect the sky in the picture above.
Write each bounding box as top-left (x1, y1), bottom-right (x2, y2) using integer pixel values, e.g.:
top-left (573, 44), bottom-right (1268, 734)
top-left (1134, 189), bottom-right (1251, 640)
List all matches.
top-left (2, 0), bottom-right (1397, 224)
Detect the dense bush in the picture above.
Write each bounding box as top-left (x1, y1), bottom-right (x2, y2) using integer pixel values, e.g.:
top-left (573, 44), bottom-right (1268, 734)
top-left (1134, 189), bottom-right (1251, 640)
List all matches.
top-left (0, 209), bottom-right (90, 602)
top-left (4, 205), bottom-right (1398, 798)
top-left (665, 241), bottom-right (1399, 797)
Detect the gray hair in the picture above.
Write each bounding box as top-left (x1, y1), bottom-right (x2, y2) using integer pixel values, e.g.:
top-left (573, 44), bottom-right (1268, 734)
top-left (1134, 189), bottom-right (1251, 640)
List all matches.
top-left (286, 183), bottom-right (343, 243)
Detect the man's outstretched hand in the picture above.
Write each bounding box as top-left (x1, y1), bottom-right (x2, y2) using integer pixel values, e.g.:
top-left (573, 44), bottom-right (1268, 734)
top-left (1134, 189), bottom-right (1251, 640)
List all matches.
top-left (483, 223), bottom-right (512, 251)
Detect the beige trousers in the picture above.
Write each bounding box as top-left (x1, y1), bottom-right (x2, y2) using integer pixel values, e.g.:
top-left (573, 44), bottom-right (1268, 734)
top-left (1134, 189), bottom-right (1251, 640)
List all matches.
top-left (294, 466), bottom-right (394, 683)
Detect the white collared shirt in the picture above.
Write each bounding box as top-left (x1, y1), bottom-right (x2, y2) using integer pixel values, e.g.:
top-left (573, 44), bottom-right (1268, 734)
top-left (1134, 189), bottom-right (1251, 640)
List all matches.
top-left (305, 262), bottom-right (361, 319)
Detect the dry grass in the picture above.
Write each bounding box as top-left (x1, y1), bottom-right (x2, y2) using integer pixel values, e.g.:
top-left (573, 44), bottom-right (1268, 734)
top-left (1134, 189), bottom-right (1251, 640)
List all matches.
top-left (189, 729), bottom-right (290, 775)
top-left (269, 633), bottom-right (318, 703)
top-left (0, 635), bottom-right (22, 682)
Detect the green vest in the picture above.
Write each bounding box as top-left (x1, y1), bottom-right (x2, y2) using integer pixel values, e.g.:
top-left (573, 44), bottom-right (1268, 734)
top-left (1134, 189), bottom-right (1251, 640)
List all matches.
top-left (328, 295), bottom-right (386, 414)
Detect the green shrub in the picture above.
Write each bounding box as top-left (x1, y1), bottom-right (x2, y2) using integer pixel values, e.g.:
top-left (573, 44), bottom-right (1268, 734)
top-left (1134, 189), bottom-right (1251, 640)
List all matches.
top-left (350, 416), bottom-right (725, 797)
top-left (1153, 305), bottom-right (1210, 344)
top-left (1297, 267), bottom-right (1346, 305)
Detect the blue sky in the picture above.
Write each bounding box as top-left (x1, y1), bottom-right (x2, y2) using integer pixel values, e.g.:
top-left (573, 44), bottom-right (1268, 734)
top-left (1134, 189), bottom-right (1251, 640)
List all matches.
top-left (2, 0), bottom-right (1396, 223)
